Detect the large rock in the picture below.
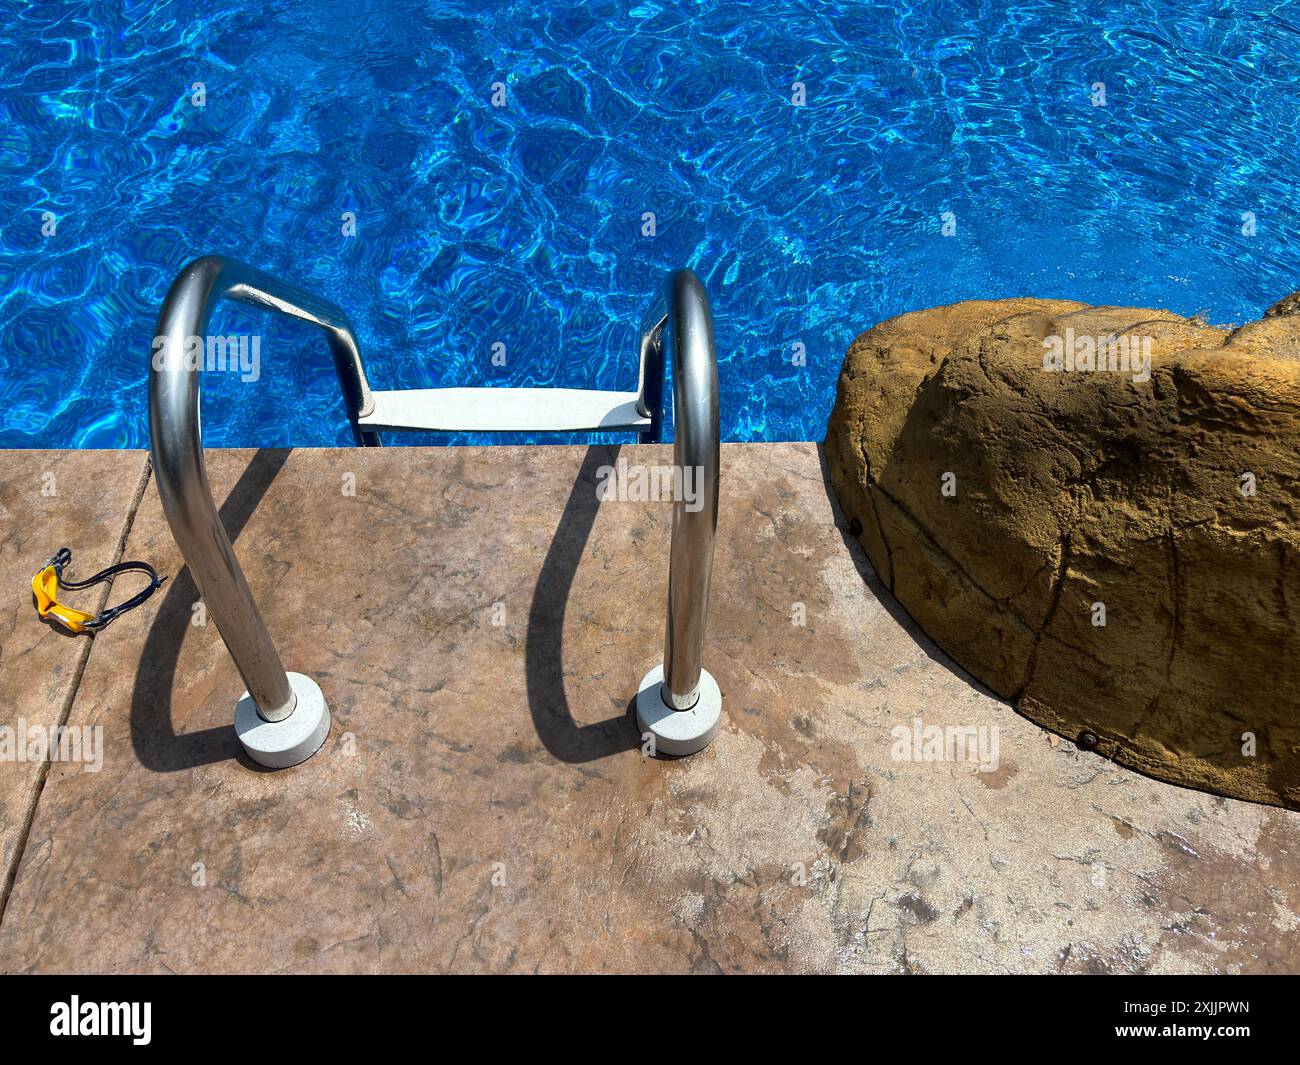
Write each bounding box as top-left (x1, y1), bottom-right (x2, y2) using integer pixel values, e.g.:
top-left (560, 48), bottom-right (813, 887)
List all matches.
top-left (825, 298), bottom-right (1300, 807)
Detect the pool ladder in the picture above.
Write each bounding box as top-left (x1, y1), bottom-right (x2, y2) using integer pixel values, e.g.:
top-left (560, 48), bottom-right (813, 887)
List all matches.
top-left (148, 256), bottom-right (721, 767)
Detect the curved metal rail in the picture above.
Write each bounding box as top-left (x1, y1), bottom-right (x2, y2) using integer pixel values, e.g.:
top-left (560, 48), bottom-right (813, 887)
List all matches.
top-left (149, 256), bottom-right (376, 722)
top-left (149, 256), bottom-right (719, 747)
top-left (654, 270), bottom-right (720, 709)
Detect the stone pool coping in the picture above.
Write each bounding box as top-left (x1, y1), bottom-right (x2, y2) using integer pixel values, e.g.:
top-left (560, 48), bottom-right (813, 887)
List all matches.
top-left (0, 443), bottom-right (1296, 973)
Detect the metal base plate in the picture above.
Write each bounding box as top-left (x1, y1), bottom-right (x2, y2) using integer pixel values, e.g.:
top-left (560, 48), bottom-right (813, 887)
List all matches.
top-left (635, 665), bottom-right (722, 757)
top-left (235, 672), bottom-right (331, 769)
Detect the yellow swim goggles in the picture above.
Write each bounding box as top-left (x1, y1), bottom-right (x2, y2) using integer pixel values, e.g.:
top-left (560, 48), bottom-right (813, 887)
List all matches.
top-left (33, 547), bottom-right (166, 634)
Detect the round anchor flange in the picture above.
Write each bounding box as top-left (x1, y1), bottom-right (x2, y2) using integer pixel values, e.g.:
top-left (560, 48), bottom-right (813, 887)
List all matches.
top-left (635, 664), bottom-right (722, 757)
top-left (235, 672), bottom-right (331, 769)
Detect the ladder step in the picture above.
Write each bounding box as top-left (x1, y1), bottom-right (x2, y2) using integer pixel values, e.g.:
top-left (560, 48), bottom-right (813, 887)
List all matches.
top-left (358, 387), bottom-right (651, 434)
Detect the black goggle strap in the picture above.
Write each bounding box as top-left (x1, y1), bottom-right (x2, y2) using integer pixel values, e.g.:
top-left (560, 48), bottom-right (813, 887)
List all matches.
top-left (48, 549), bottom-right (167, 630)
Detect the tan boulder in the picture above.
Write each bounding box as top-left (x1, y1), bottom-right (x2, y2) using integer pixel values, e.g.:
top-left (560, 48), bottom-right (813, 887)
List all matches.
top-left (825, 298), bottom-right (1300, 806)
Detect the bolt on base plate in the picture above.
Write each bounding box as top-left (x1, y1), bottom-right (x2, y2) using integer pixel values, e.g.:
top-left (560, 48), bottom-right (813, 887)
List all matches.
top-left (235, 672), bottom-right (331, 769)
top-left (635, 664), bottom-right (722, 757)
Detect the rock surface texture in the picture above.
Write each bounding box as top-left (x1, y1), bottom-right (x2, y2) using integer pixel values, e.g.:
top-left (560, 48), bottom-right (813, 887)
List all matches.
top-left (826, 299), bottom-right (1300, 807)
top-left (2, 445), bottom-right (1298, 973)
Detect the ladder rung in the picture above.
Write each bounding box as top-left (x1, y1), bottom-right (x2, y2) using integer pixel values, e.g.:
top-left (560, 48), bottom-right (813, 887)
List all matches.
top-left (358, 387), bottom-right (651, 434)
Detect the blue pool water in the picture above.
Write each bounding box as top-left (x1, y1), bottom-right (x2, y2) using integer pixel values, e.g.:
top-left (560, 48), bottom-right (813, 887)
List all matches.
top-left (2, 1), bottom-right (1299, 448)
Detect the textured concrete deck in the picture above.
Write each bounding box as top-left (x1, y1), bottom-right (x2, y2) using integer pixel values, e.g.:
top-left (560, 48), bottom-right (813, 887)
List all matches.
top-left (0, 443), bottom-right (1296, 973)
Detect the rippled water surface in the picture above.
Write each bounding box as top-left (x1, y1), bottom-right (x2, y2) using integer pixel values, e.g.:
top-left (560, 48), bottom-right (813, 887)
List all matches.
top-left (2, 1), bottom-right (1299, 447)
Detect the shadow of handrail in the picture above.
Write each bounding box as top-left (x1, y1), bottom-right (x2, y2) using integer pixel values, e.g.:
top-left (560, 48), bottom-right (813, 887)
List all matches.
top-left (524, 444), bottom-right (640, 763)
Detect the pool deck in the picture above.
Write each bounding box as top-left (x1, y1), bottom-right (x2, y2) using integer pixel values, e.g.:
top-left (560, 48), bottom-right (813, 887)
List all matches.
top-left (0, 442), bottom-right (1297, 974)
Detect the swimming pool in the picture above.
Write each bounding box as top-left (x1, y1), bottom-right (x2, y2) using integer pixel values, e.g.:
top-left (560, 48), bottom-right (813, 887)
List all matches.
top-left (2, 1), bottom-right (1298, 448)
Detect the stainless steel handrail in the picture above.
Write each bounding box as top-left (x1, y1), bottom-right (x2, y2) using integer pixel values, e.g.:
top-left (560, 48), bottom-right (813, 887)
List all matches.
top-left (650, 270), bottom-right (720, 710)
top-left (150, 256), bottom-right (720, 756)
top-left (635, 302), bottom-right (668, 444)
top-left (149, 255), bottom-right (377, 723)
